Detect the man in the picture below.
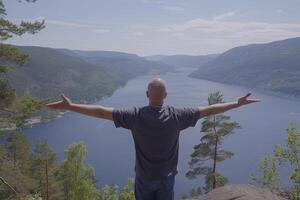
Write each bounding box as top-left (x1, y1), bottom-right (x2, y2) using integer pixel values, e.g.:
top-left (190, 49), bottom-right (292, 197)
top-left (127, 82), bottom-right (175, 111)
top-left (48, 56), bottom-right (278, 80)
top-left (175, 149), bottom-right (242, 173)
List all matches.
top-left (46, 78), bottom-right (260, 200)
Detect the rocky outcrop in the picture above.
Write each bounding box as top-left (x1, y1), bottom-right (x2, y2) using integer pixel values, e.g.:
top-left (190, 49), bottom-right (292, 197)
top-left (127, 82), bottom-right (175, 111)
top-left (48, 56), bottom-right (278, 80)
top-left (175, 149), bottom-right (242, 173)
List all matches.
top-left (190, 184), bottom-right (287, 200)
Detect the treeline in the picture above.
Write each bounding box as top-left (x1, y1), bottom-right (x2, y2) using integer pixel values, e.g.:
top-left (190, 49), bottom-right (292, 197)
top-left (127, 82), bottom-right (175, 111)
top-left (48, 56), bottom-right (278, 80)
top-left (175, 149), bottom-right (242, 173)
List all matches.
top-left (0, 133), bottom-right (135, 200)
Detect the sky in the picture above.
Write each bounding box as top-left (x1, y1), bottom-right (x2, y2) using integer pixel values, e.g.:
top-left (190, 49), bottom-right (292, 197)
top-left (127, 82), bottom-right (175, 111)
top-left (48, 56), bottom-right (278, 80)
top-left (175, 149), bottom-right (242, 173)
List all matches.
top-left (4, 0), bottom-right (300, 56)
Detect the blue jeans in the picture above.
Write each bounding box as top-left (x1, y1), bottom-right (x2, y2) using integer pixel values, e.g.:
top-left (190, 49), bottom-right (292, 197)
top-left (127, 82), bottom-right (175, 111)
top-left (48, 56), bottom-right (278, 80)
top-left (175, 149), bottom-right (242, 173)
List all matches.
top-left (134, 175), bottom-right (175, 200)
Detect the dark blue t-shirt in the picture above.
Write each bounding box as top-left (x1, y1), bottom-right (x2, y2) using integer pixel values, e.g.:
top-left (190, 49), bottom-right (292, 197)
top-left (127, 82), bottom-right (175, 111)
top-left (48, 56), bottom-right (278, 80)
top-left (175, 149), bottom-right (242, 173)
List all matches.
top-left (112, 105), bottom-right (200, 181)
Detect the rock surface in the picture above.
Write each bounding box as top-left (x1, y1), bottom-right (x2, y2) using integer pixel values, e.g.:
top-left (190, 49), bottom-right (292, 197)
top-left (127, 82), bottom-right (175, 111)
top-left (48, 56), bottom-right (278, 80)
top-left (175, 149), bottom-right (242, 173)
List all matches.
top-left (190, 184), bottom-right (287, 200)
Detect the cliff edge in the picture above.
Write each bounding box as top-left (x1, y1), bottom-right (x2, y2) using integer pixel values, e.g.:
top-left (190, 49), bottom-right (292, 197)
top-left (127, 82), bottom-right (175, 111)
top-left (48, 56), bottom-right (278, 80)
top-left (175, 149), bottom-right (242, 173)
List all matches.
top-left (190, 184), bottom-right (287, 200)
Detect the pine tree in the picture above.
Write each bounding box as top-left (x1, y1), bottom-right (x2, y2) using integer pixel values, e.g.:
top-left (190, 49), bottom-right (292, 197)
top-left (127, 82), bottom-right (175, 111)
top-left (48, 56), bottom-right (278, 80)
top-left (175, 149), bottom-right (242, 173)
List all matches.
top-left (32, 141), bottom-right (62, 200)
top-left (0, 131), bottom-right (37, 199)
top-left (57, 142), bottom-right (100, 200)
top-left (0, 0), bottom-right (45, 131)
top-left (186, 91), bottom-right (240, 193)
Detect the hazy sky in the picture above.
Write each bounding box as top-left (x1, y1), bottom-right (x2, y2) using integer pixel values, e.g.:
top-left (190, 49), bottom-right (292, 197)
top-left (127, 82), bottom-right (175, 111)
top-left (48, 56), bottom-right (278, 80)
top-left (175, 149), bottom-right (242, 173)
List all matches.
top-left (5, 0), bottom-right (300, 56)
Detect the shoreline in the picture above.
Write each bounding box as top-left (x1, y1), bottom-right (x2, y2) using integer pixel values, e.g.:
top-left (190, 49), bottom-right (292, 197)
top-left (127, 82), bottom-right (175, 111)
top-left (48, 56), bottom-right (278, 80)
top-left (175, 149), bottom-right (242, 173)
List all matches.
top-left (189, 74), bottom-right (300, 103)
top-left (4, 68), bottom-right (300, 131)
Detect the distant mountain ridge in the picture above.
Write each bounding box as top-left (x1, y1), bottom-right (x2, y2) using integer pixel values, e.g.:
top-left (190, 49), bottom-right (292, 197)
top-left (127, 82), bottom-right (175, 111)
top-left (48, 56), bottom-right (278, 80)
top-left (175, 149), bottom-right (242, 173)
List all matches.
top-left (145, 54), bottom-right (217, 69)
top-left (58, 49), bottom-right (172, 80)
top-left (190, 37), bottom-right (300, 97)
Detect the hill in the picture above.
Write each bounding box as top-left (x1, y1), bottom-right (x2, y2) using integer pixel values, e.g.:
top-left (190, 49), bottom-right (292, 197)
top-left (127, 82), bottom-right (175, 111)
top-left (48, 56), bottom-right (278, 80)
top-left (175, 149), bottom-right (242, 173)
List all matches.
top-left (58, 49), bottom-right (173, 80)
top-left (145, 54), bottom-right (217, 69)
top-left (7, 46), bottom-right (168, 103)
top-left (190, 37), bottom-right (300, 97)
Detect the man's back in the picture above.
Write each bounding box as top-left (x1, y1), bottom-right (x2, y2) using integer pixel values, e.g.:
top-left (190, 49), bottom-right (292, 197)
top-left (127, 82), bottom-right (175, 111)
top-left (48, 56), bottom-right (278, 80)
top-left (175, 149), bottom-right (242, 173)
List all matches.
top-left (113, 105), bottom-right (200, 180)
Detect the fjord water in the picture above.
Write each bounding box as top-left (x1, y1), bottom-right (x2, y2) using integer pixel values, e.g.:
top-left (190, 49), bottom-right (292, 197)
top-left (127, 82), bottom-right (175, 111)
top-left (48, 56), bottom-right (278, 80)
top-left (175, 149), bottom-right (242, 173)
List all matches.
top-left (24, 68), bottom-right (298, 199)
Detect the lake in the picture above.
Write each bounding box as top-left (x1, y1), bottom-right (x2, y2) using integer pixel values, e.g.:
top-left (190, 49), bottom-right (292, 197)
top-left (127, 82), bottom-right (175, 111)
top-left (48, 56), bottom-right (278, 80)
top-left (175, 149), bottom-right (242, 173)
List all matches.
top-left (24, 68), bottom-right (299, 199)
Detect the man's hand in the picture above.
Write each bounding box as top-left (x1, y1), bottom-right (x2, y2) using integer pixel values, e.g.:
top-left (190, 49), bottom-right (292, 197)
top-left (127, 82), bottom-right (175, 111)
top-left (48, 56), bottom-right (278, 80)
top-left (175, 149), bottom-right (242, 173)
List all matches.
top-left (45, 94), bottom-right (72, 110)
top-left (237, 92), bottom-right (261, 106)
top-left (199, 92), bottom-right (261, 118)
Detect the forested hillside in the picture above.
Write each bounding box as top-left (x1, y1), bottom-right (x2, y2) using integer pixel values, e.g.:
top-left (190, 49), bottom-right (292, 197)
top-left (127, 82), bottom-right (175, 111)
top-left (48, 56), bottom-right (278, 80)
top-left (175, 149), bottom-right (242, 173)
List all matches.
top-left (7, 46), bottom-right (171, 103)
top-left (190, 37), bottom-right (300, 97)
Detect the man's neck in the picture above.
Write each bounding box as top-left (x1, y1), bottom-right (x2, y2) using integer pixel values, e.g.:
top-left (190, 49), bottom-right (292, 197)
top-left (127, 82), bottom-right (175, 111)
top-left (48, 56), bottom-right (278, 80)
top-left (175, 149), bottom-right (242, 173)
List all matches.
top-left (149, 101), bottom-right (164, 107)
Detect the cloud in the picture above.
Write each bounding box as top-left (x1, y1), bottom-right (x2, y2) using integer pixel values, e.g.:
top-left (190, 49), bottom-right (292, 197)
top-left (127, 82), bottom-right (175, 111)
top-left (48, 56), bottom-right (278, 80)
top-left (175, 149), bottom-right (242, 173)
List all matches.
top-left (17, 18), bottom-right (112, 35)
top-left (92, 29), bottom-right (111, 33)
top-left (155, 12), bottom-right (300, 41)
top-left (46, 20), bottom-right (96, 28)
top-left (160, 6), bottom-right (185, 11)
top-left (213, 11), bottom-right (237, 21)
top-left (12, 17), bottom-right (97, 28)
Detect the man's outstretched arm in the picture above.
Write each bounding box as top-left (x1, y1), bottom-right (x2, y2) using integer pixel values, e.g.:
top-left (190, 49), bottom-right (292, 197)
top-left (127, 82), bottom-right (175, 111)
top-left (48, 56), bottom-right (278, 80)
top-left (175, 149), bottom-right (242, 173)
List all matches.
top-left (199, 93), bottom-right (260, 118)
top-left (45, 94), bottom-right (113, 120)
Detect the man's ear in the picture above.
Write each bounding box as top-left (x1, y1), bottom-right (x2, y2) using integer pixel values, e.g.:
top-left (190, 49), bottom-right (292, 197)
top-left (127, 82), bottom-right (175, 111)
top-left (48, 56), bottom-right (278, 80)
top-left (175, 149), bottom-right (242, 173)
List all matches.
top-left (146, 91), bottom-right (149, 98)
top-left (164, 92), bottom-right (167, 99)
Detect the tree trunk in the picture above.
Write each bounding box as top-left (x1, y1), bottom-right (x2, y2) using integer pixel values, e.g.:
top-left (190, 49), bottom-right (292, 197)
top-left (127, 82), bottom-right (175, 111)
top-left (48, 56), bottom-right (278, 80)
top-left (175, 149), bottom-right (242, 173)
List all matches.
top-left (45, 158), bottom-right (49, 200)
top-left (212, 115), bottom-right (218, 189)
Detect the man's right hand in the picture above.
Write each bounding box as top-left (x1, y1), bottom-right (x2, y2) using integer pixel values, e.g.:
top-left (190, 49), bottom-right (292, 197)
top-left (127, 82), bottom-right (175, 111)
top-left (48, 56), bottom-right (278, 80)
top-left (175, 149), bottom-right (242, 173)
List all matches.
top-left (45, 94), bottom-right (72, 110)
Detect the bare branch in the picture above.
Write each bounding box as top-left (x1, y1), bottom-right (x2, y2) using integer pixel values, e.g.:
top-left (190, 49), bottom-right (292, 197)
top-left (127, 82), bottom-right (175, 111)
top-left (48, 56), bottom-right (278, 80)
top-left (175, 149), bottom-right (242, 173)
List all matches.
top-left (0, 176), bottom-right (17, 195)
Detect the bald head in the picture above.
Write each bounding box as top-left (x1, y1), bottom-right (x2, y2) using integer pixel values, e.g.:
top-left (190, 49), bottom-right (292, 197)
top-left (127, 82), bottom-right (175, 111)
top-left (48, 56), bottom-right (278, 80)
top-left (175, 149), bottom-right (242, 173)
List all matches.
top-left (147, 78), bottom-right (167, 106)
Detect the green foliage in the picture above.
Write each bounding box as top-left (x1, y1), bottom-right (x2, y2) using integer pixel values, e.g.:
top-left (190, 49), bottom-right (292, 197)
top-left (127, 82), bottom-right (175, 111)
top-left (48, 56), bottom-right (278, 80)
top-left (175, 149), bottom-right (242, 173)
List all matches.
top-left (0, 95), bottom-right (47, 132)
top-left (99, 179), bottom-right (135, 200)
top-left (250, 155), bottom-right (281, 189)
top-left (251, 124), bottom-right (300, 200)
top-left (186, 91), bottom-right (240, 193)
top-left (57, 143), bottom-right (100, 200)
top-left (180, 186), bottom-right (202, 199)
top-left (100, 185), bottom-right (119, 200)
top-left (260, 156), bottom-right (281, 188)
top-left (274, 125), bottom-right (300, 199)
top-left (24, 193), bottom-right (42, 200)
top-left (190, 186), bottom-right (202, 198)
top-left (119, 179), bottom-right (135, 200)
top-left (0, 0), bottom-right (44, 40)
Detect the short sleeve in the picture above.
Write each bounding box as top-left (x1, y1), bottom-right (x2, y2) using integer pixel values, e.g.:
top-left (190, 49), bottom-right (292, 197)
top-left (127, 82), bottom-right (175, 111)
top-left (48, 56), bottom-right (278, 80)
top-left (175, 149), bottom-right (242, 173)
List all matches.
top-left (112, 107), bottom-right (138, 130)
top-left (174, 107), bottom-right (200, 130)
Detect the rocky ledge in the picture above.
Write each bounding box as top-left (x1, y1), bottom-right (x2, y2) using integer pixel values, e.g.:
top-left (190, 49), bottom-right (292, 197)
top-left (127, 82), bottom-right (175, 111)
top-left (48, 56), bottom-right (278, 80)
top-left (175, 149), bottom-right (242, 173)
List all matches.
top-left (190, 184), bottom-right (288, 200)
